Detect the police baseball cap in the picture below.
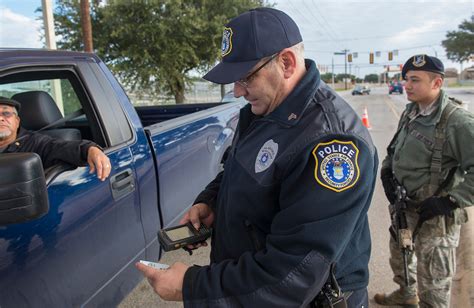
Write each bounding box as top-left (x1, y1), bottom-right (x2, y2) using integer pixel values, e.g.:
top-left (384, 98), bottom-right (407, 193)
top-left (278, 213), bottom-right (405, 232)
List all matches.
top-left (402, 54), bottom-right (445, 79)
top-left (203, 7), bottom-right (303, 84)
top-left (0, 96), bottom-right (21, 112)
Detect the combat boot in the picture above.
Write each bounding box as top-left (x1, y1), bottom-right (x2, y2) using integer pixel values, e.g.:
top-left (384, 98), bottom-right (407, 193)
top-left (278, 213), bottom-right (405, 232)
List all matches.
top-left (374, 289), bottom-right (419, 307)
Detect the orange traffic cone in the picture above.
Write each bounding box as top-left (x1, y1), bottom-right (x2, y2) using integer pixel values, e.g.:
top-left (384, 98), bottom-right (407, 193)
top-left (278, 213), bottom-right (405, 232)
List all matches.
top-left (362, 106), bottom-right (371, 129)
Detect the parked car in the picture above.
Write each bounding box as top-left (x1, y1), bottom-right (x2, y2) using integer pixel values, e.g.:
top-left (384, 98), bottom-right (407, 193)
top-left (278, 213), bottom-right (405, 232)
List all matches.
top-left (352, 85), bottom-right (370, 95)
top-left (389, 81), bottom-right (404, 94)
top-left (0, 49), bottom-right (244, 307)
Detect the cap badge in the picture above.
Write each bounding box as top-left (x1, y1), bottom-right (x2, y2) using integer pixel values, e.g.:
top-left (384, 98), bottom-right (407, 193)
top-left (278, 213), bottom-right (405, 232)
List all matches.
top-left (255, 139), bottom-right (278, 173)
top-left (312, 140), bottom-right (360, 192)
top-left (413, 55), bottom-right (426, 67)
top-left (221, 27), bottom-right (233, 57)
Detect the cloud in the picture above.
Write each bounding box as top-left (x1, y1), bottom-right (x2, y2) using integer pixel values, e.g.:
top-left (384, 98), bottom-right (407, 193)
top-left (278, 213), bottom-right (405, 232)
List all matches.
top-left (0, 7), bottom-right (43, 48)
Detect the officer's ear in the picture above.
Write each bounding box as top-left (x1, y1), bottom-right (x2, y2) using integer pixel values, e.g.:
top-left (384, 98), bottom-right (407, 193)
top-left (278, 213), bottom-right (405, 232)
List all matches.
top-left (279, 48), bottom-right (297, 79)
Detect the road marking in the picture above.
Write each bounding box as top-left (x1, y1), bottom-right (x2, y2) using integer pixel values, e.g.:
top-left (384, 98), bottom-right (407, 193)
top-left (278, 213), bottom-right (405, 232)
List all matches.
top-left (384, 96), bottom-right (401, 119)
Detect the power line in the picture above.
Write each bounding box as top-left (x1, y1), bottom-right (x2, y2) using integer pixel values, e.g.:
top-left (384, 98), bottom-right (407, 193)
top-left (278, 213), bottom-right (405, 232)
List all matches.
top-left (300, 0), bottom-right (341, 50)
top-left (305, 30), bottom-right (448, 43)
top-left (310, 0), bottom-right (341, 47)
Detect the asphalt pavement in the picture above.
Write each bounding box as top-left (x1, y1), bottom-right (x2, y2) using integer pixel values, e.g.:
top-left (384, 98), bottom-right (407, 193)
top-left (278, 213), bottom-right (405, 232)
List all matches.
top-left (120, 85), bottom-right (473, 307)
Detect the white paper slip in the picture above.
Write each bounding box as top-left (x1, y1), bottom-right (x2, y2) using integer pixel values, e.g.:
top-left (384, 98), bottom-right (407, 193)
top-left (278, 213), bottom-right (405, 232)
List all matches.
top-left (139, 260), bottom-right (170, 270)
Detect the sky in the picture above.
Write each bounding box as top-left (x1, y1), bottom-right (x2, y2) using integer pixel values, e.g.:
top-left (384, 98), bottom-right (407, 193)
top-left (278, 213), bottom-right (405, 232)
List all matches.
top-left (1, 0), bottom-right (473, 78)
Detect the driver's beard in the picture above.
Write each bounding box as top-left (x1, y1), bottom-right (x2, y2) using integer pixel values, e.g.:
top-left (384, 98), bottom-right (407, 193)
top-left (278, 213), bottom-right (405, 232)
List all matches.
top-left (0, 130), bottom-right (12, 140)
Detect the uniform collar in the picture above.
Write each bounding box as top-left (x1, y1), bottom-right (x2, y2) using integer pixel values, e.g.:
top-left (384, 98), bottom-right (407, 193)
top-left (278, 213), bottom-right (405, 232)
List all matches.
top-left (265, 59), bottom-right (320, 126)
top-left (405, 90), bottom-right (448, 124)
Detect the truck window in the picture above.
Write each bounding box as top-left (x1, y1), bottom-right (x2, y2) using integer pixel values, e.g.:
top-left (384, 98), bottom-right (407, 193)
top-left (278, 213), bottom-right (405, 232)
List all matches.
top-left (0, 69), bottom-right (107, 147)
top-left (0, 78), bottom-right (81, 117)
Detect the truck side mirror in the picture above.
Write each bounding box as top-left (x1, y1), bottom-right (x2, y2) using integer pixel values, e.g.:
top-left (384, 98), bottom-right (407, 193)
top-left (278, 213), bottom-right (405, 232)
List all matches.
top-left (0, 153), bottom-right (49, 225)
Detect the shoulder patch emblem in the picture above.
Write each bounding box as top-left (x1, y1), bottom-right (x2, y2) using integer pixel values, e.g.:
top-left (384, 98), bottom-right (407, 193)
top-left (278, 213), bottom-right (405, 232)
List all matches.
top-left (221, 27), bottom-right (233, 57)
top-left (312, 140), bottom-right (360, 192)
top-left (255, 139), bottom-right (278, 173)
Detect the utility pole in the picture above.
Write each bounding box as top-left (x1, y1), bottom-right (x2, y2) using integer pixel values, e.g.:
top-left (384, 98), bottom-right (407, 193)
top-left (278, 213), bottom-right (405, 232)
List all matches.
top-left (80, 0), bottom-right (93, 52)
top-left (41, 0), bottom-right (64, 114)
top-left (331, 57), bottom-right (335, 89)
top-left (42, 0), bottom-right (56, 49)
top-left (334, 49), bottom-right (349, 90)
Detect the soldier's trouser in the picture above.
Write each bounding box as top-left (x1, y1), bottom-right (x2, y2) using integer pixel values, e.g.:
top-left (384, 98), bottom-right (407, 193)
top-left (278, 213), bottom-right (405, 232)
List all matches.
top-left (450, 207), bottom-right (474, 308)
top-left (389, 207), bottom-right (461, 308)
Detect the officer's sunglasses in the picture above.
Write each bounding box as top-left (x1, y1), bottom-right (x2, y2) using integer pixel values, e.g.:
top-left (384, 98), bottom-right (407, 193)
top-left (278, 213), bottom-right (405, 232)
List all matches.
top-left (236, 53), bottom-right (279, 88)
top-left (0, 111), bottom-right (17, 118)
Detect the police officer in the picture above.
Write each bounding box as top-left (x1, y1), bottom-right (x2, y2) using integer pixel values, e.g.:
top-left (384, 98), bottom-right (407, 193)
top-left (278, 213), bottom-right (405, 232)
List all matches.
top-left (137, 8), bottom-right (378, 307)
top-left (374, 55), bottom-right (474, 307)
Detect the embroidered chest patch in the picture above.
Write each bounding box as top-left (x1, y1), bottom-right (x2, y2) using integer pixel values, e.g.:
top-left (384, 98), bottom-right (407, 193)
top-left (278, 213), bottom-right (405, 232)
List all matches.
top-left (255, 139), bottom-right (278, 173)
top-left (312, 140), bottom-right (360, 192)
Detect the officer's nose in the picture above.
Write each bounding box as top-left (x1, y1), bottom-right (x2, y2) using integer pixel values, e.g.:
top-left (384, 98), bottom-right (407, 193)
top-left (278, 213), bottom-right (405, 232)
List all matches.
top-left (233, 82), bottom-right (248, 98)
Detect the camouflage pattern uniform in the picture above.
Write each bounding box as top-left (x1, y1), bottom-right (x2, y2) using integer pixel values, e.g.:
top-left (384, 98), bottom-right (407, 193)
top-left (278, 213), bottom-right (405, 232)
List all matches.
top-left (381, 90), bottom-right (474, 307)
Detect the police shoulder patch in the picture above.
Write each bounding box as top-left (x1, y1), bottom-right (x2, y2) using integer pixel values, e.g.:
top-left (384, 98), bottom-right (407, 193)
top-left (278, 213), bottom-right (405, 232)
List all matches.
top-left (221, 27), bottom-right (233, 57)
top-left (312, 140), bottom-right (360, 192)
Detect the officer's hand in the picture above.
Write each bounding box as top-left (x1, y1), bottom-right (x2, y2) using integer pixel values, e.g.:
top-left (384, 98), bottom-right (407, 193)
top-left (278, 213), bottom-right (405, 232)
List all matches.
top-left (381, 168), bottom-right (397, 204)
top-left (136, 261), bottom-right (188, 301)
top-left (179, 203), bottom-right (214, 250)
top-left (180, 203), bottom-right (215, 229)
top-left (417, 196), bottom-right (458, 223)
top-left (87, 146), bottom-right (111, 181)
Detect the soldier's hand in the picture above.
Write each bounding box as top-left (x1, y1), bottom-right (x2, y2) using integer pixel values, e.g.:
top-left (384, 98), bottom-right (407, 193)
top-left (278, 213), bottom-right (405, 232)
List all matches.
top-left (380, 168), bottom-right (397, 204)
top-left (417, 196), bottom-right (458, 223)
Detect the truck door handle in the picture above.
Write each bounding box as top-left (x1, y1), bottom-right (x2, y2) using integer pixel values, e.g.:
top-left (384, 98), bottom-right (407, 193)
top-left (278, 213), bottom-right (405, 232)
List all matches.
top-left (110, 168), bottom-right (135, 200)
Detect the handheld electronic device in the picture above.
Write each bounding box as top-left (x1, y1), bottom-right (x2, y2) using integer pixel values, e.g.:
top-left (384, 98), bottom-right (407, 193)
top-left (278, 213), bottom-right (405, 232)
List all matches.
top-left (139, 260), bottom-right (170, 270)
top-left (158, 222), bottom-right (212, 252)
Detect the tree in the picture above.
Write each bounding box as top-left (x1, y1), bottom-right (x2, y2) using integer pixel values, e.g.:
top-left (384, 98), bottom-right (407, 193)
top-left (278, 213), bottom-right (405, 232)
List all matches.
top-left (320, 73), bottom-right (335, 83)
top-left (53, 0), bottom-right (267, 104)
top-left (442, 18), bottom-right (474, 63)
top-left (335, 73), bottom-right (354, 82)
top-left (364, 74), bottom-right (378, 83)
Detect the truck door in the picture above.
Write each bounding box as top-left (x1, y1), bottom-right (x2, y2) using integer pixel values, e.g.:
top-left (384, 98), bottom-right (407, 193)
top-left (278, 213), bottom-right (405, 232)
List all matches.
top-left (0, 64), bottom-right (144, 307)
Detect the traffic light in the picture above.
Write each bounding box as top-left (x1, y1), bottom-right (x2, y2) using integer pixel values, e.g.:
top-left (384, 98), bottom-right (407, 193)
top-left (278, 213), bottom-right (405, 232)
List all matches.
top-left (388, 51), bottom-right (393, 61)
top-left (348, 53), bottom-right (352, 63)
top-left (369, 52), bottom-right (374, 64)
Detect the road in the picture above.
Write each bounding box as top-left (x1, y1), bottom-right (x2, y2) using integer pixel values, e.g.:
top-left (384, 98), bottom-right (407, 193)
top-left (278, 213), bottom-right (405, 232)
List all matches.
top-left (120, 85), bottom-right (473, 307)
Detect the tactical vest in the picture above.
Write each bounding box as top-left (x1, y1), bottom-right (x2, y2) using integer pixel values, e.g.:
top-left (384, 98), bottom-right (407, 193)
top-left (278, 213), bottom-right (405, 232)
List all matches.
top-left (388, 97), bottom-right (462, 200)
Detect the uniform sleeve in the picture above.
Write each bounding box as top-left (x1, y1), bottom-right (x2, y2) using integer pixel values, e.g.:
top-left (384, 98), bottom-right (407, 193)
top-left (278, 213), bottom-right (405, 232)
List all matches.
top-left (28, 134), bottom-right (97, 169)
top-left (446, 110), bottom-right (474, 207)
top-left (183, 136), bottom-right (378, 307)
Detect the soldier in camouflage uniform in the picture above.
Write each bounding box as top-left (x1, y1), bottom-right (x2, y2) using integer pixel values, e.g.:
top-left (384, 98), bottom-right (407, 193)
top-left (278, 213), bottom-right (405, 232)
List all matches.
top-left (374, 55), bottom-right (474, 308)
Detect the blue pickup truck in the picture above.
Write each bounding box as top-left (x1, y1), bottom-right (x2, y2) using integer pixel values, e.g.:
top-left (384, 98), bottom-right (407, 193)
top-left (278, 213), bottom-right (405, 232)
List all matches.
top-left (0, 49), bottom-right (243, 307)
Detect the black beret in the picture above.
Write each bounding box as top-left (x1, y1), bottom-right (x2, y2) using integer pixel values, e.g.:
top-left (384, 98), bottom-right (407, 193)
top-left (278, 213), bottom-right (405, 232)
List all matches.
top-left (402, 54), bottom-right (444, 79)
top-left (0, 96), bottom-right (21, 112)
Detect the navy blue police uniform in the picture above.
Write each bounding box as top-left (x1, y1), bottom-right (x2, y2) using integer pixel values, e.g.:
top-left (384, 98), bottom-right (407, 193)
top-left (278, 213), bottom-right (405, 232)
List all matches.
top-left (182, 59), bottom-right (378, 307)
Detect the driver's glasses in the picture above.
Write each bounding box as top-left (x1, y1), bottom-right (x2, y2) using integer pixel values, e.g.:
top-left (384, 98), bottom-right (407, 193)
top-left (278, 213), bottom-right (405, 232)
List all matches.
top-left (236, 53), bottom-right (279, 88)
top-left (0, 111), bottom-right (17, 119)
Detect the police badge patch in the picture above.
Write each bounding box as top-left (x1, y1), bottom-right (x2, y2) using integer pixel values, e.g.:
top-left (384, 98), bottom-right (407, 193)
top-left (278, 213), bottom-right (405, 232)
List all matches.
top-left (255, 139), bottom-right (278, 173)
top-left (413, 55), bottom-right (426, 67)
top-left (312, 140), bottom-right (360, 192)
top-left (221, 27), bottom-right (233, 57)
